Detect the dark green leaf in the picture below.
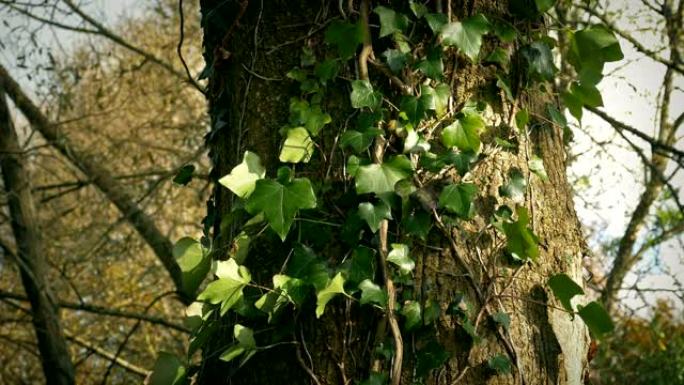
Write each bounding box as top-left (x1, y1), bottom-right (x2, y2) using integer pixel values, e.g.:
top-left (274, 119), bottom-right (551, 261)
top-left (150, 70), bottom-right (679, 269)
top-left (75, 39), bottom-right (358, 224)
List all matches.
top-left (348, 246), bottom-right (376, 285)
top-left (314, 59), bottom-right (339, 84)
top-left (425, 13), bottom-right (448, 34)
top-left (325, 21), bottom-right (363, 59)
top-left (355, 155), bottom-right (412, 195)
top-left (358, 201), bottom-right (392, 233)
top-left (416, 46), bottom-right (444, 79)
top-left (359, 279), bottom-right (388, 307)
top-left (287, 245), bottom-right (329, 291)
top-left (351, 80), bottom-right (383, 110)
top-left (374, 6), bottom-right (410, 37)
top-left (415, 340), bottom-right (450, 377)
top-left (499, 170), bottom-right (526, 202)
top-left (360, 372), bottom-right (388, 385)
top-left (578, 301), bottom-right (614, 338)
top-left (440, 14), bottom-right (490, 62)
top-left (423, 299), bottom-right (441, 325)
top-left (148, 352), bottom-right (186, 385)
top-left (548, 273), bottom-right (584, 313)
top-left (502, 206), bottom-right (539, 261)
top-left (521, 41), bottom-right (556, 81)
top-left (485, 47), bottom-right (510, 68)
top-left (439, 183), bottom-right (477, 218)
top-left (487, 354), bottom-right (512, 374)
top-left (173, 164), bottom-right (195, 186)
top-left (401, 300), bottom-right (422, 330)
top-left (441, 112), bottom-right (484, 152)
top-left (245, 178), bottom-right (317, 240)
top-left (405, 210), bottom-right (433, 240)
top-left (383, 49), bottom-right (408, 73)
top-left (409, 1), bottom-right (429, 18)
top-left (534, 0), bottom-right (556, 12)
top-left (491, 19), bottom-right (517, 42)
top-left (340, 128), bottom-right (383, 153)
top-left (515, 109), bottom-right (529, 131)
top-left (421, 83), bottom-right (450, 117)
top-left (492, 311), bottom-right (511, 331)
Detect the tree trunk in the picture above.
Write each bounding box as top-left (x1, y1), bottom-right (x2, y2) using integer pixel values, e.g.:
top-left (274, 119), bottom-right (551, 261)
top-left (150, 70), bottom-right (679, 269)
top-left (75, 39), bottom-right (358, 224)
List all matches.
top-left (197, 1), bottom-right (590, 384)
top-left (0, 88), bottom-right (75, 384)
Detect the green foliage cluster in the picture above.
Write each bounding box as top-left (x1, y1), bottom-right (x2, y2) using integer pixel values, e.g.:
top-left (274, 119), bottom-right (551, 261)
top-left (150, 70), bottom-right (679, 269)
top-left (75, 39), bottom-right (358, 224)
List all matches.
top-left (159, 1), bottom-right (623, 383)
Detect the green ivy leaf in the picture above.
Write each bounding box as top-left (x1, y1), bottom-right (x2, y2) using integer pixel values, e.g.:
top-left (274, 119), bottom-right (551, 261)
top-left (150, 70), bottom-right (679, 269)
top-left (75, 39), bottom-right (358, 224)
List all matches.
top-left (528, 155), bottom-right (549, 181)
top-left (347, 246), bottom-right (376, 286)
top-left (279, 127), bottom-right (315, 163)
top-left (423, 299), bottom-right (441, 325)
top-left (562, 90), bottom-right (583, 121)
top-left (405, 210), bottom-right (433, 240)
top-left (383, 49), bottom-right (408, 73)
top-left (355, 155), bottom-right (412, 195)
top-left (492, 311), bottom-right (511, 331)
top-left (351, 80), bottom-right (383, 110)
top-left (499, 170), bottom-right (526, 202)
top-left (173, 164), bottom-right (195, 186)
top-left (547, 104), bottom-right (568, 129)
top-left (387, 243), bottom-right (415, 274)
top-left (325, 21), bottom-right (363, 59)
top-left (360, 372), bottom-right (388, 385)
top-left (197, 259), bottom-right (251, 315)
top-left (287, 245), bottom-right (329, 291)
top-left (359, 279), bottom-right (388, 307)
top-left (487, 354), bottom-right (512, 375)
top-left (340, 128), bottom-right (383, 153)
top-left (316, 272), bottom-right (347, 318)
top-left (421, 83), bottom-right (450, 117)
top-left (534, 0), bottom-right (556, 12)
top-left (416, 46), bottom-right (444, 80)
top-left (415, 340), bottom-right (450, 377)
top-left (578, 301), bottom-right (614, 338)
top-left (401, 300), bottom-right (422, 330)
top-left (245, 178), bottom-right (317, 240)
top-left (496, 73), bottom-right (514, 102)
top-left (515, 109), bottom-right (529, 131)
top-left (220, 324), bottom-right (257, 364)
top-left (174, 237), bottom-right (210, 298)
top-left (548, 273), bottom-right (584, 313)
top-left (218, 151), bottom-right (266, 198)
top-left (502, 206), bottom-right (539, 261)
top-left (439, 183), bottom-right (477, 218)
top-left (521, 41), bottom-right (556, 81)
top-left (425, 13), bottom-right (448, 34)
top-left (374, 6), bottom-right (409, 38)
top-left (358, 201), bottom-right (392, 233)
top-left (440, 14), bottom-right (490, 62)
top-left (314, 59), bottom-right (339, 84)
top-left (147, 352), bottom-right (186, 385)
top-left (441, 112), bottom-right (484, 152)
top-left (568, 26), bottom-right (623, 85)
top-left (491, 19), bottom-right (517, 42)
top-left (486, 47), bottom-right (510, 68)
top-left (409, 1), bottom-right (428, 18)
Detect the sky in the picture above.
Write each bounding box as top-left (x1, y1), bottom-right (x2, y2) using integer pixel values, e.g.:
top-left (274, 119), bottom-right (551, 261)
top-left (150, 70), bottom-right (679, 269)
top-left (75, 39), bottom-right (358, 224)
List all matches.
top-left (0, 0), bottom-right (682, 315)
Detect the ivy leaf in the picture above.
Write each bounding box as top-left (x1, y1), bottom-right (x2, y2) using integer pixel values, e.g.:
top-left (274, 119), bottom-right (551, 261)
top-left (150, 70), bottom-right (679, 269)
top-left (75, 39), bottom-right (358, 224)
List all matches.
top-left (496, 73), bottom-right (514, 102)
top-left (440, 14), bottom-right (490, 62)
top-left (578, 301), bottom-right (615, 338)
top-left (491, 19), bottom-right (517, 42)
top-left (383, 49), bottom-right (408, 73)
top-left (409, 1), bottom-right (429, 18)
top-left (425, 13), bottom-right (448, 34)
top-left (416, 46), bottom-right (444, 80)
top-left (173, 164), bottom-right (195, 186)
top-left (421, 83), bottom-right (450, 117)
top-left (515, 109), bottom-right (529, 131)
top-left (423, 299), bottom-right (441, 325)
top-left (534, 0), bottom-right (555, 12)
top-left (502, 206), bottom-right (539, 261)
top-left (401, 300), bottom-right (422, 330)
top-left (347, 246), bottom-right (376, 286)
top-left (439, 183), bottom-right (477, 218)
top-left (441, 112), bottom-right (485, 152)
top-left (499, 170), bottom-right (526, 202)
top-left (316, 272), bottom-right (347, 318)
top-left (487, 354), bottom-right (512, 375)
top-left (359, 279), bottom-right (388, 307)
top-left (374, 6), bottom-right (409, 38)
top-left (521, 41), bottom-right (556, 81)
top-left (568, 26), bottom-right (623, 85)
top-left (279, 127), bottom-right (315, 163)
top-left (147, 352), bottom-right (186, 385)
top-left (405, 210), bottom-right (432, 240)
top-left (351, 80), bottom-right (383, 110)
top-left (174, 237), bottom-right (210, 298)
top-left (314, 59), bottom-right (339, 84)
top-left (358, 201), bottom-right (392, 233)
top-left (340, 128), bottom-right (383, 153)
top-left (562, 90), bottom-right (583, 121)
top-left (492, 311), bottom-right (511, 331)
top-left (197, 259), bottom-right (251, 315)
top-left (245, 178), bottom-right (317, 240)
top-left (528, 155), bottom-right (549, 181)
top-left (547, 104), bottom-right (568, 130)
top-left (548, 273), bottom-right (584, 313)
top-left (486, 47), bottom-right (510, 68)
top-left (220, 324), bottom-right (257, 364)
top-left (387, 243), bottom-right (415, 274)
top-left (255, 274), bottom-right (307, 321)
top-left (287, 245), bottom-right (329, 291)
top-left (355, 155), bottom-right (412, 195)
top-left (325, 21), bottom-right (363, 59)
top-left (218, 151), bottom-right (266, 198)
top-left (415, 340), bottom-right (450, 377)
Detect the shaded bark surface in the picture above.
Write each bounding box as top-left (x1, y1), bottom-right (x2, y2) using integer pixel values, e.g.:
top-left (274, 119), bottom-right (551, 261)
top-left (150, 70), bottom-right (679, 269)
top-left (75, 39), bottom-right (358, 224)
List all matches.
top-left (198, 1), bottom-right (589, 384)
top-left (0, 89), bottom-right (75, 385)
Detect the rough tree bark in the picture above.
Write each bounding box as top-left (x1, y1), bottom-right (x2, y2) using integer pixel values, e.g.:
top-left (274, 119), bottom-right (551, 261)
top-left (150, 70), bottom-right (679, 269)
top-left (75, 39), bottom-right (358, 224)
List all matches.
top-left (198, 1), bottom-right (590, 384)
top-left (0, 88), bottom-right (75, 384)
